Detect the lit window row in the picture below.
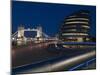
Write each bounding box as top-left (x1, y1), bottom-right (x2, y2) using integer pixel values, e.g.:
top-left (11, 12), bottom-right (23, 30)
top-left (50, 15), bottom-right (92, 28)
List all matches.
top-left (62, 25), bottom-right (76, 28)
top-left (66, 18), bottom-right (89, 21)
top-left (62, 33), bottom-right (88, 36)
top-left (65, 21), bottom-right (89, 24)
top-left (62, 29), bottom-right (88, 33)
top-left (65, 29), bottom-right (77, 31)
top-left (81, 25), bottom-right (90, 28)
top-left (66, 37), bottom-right (77, 39)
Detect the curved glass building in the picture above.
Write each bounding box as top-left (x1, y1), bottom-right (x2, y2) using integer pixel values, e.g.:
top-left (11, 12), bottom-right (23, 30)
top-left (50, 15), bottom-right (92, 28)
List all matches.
top-left (59, 10), bottom-right (90, 42)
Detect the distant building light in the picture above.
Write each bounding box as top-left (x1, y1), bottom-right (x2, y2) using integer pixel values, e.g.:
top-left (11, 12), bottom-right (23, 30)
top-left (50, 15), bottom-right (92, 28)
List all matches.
top-left (28, 28), bottom-right (30, 30)
top-left (12, 38), bottom-right (15, 40)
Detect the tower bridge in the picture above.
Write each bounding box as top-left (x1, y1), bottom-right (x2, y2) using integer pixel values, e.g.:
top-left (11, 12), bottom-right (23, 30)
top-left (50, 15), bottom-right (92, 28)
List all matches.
top-left (12, 25), bottom-right (58, 45)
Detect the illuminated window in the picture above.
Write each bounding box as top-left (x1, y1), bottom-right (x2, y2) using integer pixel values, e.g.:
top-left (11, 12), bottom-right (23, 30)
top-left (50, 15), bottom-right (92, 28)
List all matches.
top-left (66, 18), bottom-right (89, 21)
top-left (62, 33), bottom-right (88, 36)
top-left (66, 29), bottom-right (76, 31)
top-left (65, 21), bottom-right (88, 24)
top-left (82, 25), bottom-right (90, 28)
top-left (63, 25), bottom-right (76, 28)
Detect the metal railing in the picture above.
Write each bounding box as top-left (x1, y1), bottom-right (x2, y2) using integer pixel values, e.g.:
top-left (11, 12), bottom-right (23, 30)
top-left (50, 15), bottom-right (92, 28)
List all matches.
top-left (69, 58), bottom-right (96, 71)
top-left (12, 50), bottom-right (96, 74)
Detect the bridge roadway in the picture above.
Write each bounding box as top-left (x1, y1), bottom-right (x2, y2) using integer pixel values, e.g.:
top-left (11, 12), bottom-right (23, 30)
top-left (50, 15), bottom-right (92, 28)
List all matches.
top-left (12, 41), bottom-right (96, 73)
top-left (12, 41), bottom-right (59, 67)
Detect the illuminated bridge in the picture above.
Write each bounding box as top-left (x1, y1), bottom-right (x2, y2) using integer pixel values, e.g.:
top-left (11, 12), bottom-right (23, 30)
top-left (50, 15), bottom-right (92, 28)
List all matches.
top-left (12, 25), bottom-right (58, 45)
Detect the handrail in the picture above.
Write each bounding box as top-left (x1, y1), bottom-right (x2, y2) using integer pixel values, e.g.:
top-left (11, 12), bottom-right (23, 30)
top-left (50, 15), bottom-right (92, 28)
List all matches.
top-left (12, 50), bottom-right (96, 74)
top-left (69, 58), bottom-right (96, 70)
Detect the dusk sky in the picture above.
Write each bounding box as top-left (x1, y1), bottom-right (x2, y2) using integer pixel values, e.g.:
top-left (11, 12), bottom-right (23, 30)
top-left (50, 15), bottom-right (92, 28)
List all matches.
top-left (12, 1), bottom-right (96, 37)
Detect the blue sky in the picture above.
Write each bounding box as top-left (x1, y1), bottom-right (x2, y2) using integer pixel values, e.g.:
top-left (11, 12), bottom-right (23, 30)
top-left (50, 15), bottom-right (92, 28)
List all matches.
top-left (12, 1), bottom-right (96, 37)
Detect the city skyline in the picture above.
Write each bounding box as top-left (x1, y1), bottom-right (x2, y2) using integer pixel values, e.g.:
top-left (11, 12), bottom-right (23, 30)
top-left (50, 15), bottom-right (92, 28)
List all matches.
top-left (12, 1), bottom-right (96, 37)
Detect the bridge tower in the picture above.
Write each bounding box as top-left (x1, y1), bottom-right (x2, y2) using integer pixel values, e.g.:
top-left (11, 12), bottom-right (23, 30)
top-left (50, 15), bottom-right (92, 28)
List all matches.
top-left (35, 26), bottom-right (43, 42)
top-left (17, 25), bottom-right (26, 45)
